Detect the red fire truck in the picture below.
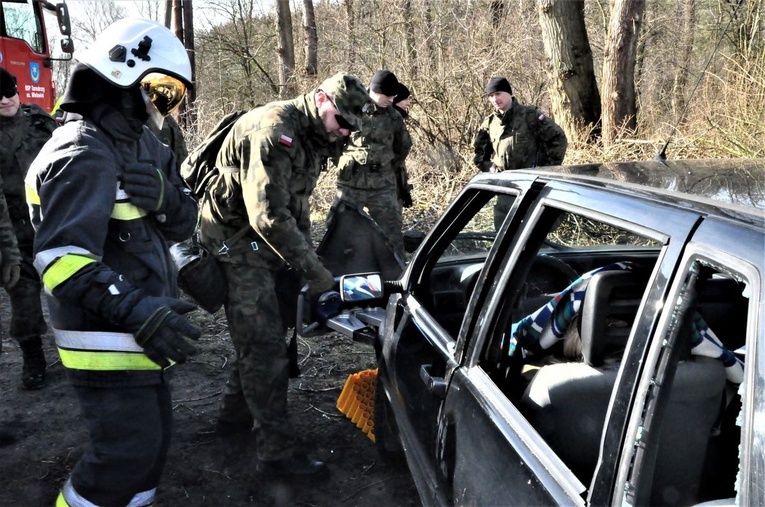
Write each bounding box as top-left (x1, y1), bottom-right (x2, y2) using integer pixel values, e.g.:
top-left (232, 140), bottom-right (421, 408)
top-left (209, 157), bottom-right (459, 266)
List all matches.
top-left (1, 0), bottom-right (72, 112)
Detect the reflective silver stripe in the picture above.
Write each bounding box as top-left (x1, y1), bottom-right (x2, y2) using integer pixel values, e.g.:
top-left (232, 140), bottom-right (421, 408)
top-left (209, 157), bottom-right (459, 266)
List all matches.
top-left (34, 246), bottom-right (98, 275)
top-left (116, 184), bottom-right (129, 200)
top-left (54, 329), bottom-right (143, 353)
top-left (218, 165), bottom-right (239, 173)
top-left (62, 478), bottom-right (156, 507)
top-left (62, 479), bottom-right (99, 507)
top-left (127, 488), bottom-right (156, 507)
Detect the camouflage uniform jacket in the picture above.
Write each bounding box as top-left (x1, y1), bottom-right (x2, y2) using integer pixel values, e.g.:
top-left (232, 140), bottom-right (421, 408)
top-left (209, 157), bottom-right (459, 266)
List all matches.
top-left (0, 176), bottom-right (21, 268)
top-left (473, 97), bottom-right (567, 172)
top-left (0, 103), bottom-right (56, 245)
top-left (199, 92), bottom-right (331, 277)
top-left (336, 104), bottom-right (412, 190)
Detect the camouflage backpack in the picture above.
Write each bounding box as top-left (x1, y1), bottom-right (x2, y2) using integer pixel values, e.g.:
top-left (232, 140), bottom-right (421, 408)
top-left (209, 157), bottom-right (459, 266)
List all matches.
top-left (180, 109), bottom-right (247, 198)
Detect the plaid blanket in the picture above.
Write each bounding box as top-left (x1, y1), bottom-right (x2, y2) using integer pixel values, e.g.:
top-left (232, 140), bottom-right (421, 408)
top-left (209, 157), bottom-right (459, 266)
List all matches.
top-left (507, 261), bottom-right (635, 357)
top-left (506, 260), bottom-right (744, 384)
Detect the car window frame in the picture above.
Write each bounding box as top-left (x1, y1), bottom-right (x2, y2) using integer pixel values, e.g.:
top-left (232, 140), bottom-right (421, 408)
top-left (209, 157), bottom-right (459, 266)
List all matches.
top-left (614, 236), bottom-right (763, 506)
top-left (456, 180), bottom-right (705, 502)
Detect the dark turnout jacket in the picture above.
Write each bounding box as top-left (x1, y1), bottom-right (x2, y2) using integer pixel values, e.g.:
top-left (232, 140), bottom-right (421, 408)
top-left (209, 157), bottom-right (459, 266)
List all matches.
top-left (26, 108), bottom-right (198, 386)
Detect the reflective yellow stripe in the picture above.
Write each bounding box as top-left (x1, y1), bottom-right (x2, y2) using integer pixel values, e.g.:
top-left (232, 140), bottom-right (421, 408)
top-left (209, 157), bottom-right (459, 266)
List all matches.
top-left (42, 254), bottom-right (96, 292)
top-left (112, 202), bottom-right (148, 220)
top-left (56, 491), bottom-right (70, 507)
top-left (25, 183), bottom-right (40, 205)
top-left (58, 348), bottom-right (161, 371)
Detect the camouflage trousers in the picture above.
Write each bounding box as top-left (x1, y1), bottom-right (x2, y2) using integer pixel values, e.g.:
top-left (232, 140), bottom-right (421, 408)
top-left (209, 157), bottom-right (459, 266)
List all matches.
top-left (330, 185), bottom-right (404, 255)
top-left (4, 247), bottom-right (47, 342)
top-left (218, 262), bottom-right (296, 461)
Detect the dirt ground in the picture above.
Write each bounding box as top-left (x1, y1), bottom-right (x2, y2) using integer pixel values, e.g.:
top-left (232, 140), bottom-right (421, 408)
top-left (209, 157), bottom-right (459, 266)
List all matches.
top-left (0, 289), bottom-right (420, 506)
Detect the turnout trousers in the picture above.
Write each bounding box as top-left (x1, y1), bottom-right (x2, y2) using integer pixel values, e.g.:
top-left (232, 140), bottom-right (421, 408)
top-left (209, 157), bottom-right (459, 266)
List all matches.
top-left (57, 382), bottom-right (172, 507)
top-left (217, 262), bottom-right (297, 461)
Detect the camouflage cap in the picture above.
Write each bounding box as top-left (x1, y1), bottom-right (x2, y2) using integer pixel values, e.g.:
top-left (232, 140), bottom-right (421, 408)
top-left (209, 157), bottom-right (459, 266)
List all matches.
top-left (319, 72), bottom-right (371, 130)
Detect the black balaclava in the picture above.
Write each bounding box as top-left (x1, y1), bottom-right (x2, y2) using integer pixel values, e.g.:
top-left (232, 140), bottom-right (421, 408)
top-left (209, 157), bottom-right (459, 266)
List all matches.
top-left (60, 63), bottom-right (148, 138)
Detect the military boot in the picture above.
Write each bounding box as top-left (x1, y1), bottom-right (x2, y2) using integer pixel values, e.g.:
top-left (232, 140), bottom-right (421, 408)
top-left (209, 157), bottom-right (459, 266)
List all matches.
top-left (19, 336), bottom-right (47, 390)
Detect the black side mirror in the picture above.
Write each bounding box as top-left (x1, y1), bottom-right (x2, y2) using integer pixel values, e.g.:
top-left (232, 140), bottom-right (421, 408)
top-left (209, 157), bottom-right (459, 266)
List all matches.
top-left (60, 37), bottom-right (74, 54)
top-left (56, 3), bottom-right (72, 36)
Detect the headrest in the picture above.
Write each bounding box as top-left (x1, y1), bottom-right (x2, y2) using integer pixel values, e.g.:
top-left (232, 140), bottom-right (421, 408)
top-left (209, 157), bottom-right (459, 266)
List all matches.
top-left (580, 270), bottom-right (646, 367)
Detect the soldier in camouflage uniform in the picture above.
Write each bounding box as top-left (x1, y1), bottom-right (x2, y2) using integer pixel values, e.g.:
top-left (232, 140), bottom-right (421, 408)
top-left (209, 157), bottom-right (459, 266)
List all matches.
top-left (0, 67), bottom-right (55, 389)
top-left (147, 113), bottom-right (188, 171)
top-left (0, 167), bottom-right (22, 447)
top-left (329, 70), bottom-right (412, 255)
top-left (473, 77), bottom-right (567, 228)
top-left (199, 72), bottom-right (372, 478)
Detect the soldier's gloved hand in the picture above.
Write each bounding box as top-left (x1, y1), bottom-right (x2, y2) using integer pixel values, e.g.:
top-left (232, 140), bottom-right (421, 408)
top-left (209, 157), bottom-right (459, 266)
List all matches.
top-left (122, 163), bottom-right (181, 215)
top-left (315, 291), bottom-right (343, 325)
top-left (1, 263), bottom-right (20, 289)
top-left (305, 263), bottom-right (335, 296)
top-left (0, 247), bottom-right (21, 289)
top-left (127, 296), bottom-right (202, 368)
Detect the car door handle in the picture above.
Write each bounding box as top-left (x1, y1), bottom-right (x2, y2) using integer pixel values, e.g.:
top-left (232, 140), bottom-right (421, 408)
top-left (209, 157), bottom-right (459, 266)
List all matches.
top-left (419, 364), bottom-right (447, 399)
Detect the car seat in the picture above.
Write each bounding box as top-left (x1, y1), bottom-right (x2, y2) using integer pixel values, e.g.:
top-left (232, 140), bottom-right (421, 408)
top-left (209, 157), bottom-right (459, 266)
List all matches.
top-left (519, 270), bottom-right (646, 484)
top-left (520, 270), bottom-right (726, 503)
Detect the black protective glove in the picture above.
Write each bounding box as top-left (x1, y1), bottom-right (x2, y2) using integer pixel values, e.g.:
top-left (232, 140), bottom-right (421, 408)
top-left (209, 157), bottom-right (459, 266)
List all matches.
top-left (127, 296), bottom-right (201, 368)
top-left (122, 162), bottom-right (181, 215)
top-left (315, 291), bottom-right (343, 325)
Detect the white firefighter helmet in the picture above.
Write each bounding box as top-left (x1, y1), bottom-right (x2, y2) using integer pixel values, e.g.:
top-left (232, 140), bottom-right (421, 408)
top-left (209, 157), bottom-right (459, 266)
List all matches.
top-left (76, 18), bottom-right (192, 89)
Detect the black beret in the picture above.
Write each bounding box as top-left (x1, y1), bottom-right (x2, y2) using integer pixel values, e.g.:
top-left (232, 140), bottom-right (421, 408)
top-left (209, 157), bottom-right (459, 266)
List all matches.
top-left (1, 67), bottom-right (19, 98)
top-left (370, 70), bottom-right (399, 96)
top-left (393, 83), bottom-right (410, 104)
top-left (485, 77), bottom-right (512, 95)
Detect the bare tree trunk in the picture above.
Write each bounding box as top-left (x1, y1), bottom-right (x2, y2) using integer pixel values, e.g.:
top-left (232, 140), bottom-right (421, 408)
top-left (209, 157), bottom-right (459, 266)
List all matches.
top-left (182, 0), bottom-right (196, 124)
top-left (303, 0), bottom-right (318, 77)
top-left (538, 0), bottom-right (601, 142)
top-left (164, 0), bottom-right (172, 28)
top-left (276, 0), bottom-right (296, 97)
top-left (345, 0), bottom-right (355, 68)
top-left (601, 0), bottom-right (646, 144)
top-left (173, 0), bottom-right (183, 41)
top-left (672, 0), bottom-right (695, 119)
top-left (403, 0), bottom-right (417, 80)
top-left (173, 0), bottom-right (185, 117)
top-left (423, 2), bottom-right (435, 70)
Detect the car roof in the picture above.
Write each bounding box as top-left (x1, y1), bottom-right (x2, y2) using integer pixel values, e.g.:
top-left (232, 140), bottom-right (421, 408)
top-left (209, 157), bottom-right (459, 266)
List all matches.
top-left (478, 159), bottom-right (765, 227)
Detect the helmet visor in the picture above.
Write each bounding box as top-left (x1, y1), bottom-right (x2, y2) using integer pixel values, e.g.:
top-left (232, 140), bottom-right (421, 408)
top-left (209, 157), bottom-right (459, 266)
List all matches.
top-left (141, 73), bottom-right (187, 116)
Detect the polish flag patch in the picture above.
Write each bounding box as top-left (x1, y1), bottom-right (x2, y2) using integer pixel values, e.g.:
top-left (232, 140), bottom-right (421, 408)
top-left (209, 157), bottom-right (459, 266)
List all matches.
top-left (538, 114), bottom-right (546, 121)
top-left (279, 134), bottom-right (293, 146)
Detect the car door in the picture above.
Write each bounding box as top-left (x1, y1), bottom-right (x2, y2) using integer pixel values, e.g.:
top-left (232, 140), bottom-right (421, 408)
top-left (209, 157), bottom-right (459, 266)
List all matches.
top-left (610, 217), bottom-right (764, 507)
top-left (379, 174), bottom-right (538, 505)
top-left (436, 180), bottom-right (703, 505)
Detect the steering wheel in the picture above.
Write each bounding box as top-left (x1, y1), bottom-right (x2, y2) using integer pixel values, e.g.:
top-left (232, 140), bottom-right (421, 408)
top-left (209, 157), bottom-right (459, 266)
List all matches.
top-left (523, 255), bottom-right (579, 299)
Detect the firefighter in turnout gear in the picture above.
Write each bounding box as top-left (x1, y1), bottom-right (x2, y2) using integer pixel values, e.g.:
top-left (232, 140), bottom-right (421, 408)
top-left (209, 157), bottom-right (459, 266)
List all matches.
top-left (0, 67), bottom-right (56, 390)
top-left (25, 19), bottom-right (200, 506)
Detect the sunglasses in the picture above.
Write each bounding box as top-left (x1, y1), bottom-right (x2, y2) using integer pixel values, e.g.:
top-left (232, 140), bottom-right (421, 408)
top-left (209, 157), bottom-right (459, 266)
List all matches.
top-left (326, 95), bottom-right (355, 131)
top-left (1, 85), bottom-right (18, 99)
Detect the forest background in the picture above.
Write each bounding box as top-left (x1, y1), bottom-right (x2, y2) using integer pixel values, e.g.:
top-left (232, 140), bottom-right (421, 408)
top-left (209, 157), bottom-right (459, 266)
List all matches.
top-left (56, 0), bottom-right (764, 226)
